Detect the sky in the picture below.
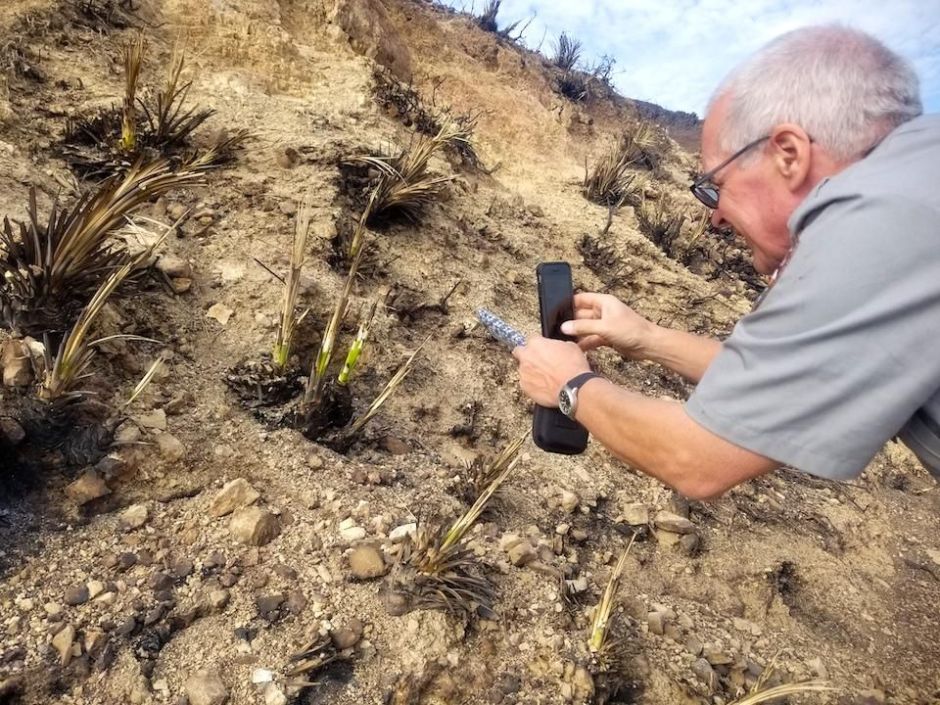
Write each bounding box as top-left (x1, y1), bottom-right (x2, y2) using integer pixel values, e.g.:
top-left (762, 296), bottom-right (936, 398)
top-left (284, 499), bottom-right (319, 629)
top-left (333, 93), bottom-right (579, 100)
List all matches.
top-left (443, 0), bottom-right (940, 117)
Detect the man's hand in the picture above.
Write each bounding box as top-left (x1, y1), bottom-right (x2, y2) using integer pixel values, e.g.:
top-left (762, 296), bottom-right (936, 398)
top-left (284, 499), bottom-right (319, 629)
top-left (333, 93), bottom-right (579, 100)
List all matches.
top-left (560, 293), bottom-right (656, 360)
top-left (512, 336), bottom-right (590, 407)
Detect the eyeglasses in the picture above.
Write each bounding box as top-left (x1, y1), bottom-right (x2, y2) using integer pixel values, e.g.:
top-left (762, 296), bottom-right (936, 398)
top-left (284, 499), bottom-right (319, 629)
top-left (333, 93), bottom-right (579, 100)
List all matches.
top-left (690, 135), bottom-right (769, 209)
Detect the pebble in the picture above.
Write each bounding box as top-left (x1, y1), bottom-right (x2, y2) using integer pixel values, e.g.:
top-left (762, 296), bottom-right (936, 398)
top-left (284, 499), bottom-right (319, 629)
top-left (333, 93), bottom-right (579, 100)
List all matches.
top-left (156, 433), bottom-right (185, 461)
top-left (156, 255), bottom-right (192, 279)
top-left (208, 590), bottom-right (230, 611)
top-left (120, 504), bottom-right (149, 531)
top-left (678, 533), bottom-right (701, 556)
top-left (388, 523), bottom-right (417, 541)
top-left (691, 658), bottom-right (716, 689)
top-left (619, 502), bottom-right (649, 525)
top-left (255, 593), bottom-right (285, 615)
top-left (87, 580), bottom-right (106, 599)
top-left (347, 544), bottom-right (387, 579)
top-left (207, 303), bottom-right (234, 326)
top-left (136, 409), bottom-right (168, 431)
top-left (51, 624), bottom-right (76, 667)
top-left (210, 479), bottom-right (261, 517)
top-left (185, 669), bottom-right (229, 705)
top-left (647, 611), bottom-right (666, 636)
top-left (653, 511), bottom-right (695, 534)
top-left (1, 340), bottom-right (32, 387)
top-left (263, 683), bottom-right (288, 705)
top-left (559, 490), bottom-right (580, 512)
top-left (331, 619), bottom-right (364, 650)
top-left (230, 508), bottom-right (281, 546)
top-left (507, 541), bottom-right (537, 567)
top-left (65, 471), bottom-right (110, 505)
top-left (64, 584), bottom-right (90, 606)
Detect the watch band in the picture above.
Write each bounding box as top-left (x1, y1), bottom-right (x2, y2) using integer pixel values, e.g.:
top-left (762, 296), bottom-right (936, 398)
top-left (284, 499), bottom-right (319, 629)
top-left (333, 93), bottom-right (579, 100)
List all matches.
top-left (565, 371), bottom-right (600, 392)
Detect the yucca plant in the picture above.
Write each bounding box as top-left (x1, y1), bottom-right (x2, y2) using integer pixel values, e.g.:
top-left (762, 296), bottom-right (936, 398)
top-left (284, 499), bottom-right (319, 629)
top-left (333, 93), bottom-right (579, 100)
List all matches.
top-left (140, 47), bottom-right (215, 153)
top-left (729, 680), bottom-right (834, 705)
top-left (583, 141), bottom-right (648, 209)
top-left (463, 430), bottom-right (528, 501)
top-left (477, 0), bottom-right (501, 32)
top-left (552, 32), bottom-right (582, 71)
top-left (0, 159), bottom-right (203, 336)
top-left (636, 196), bottom-right (684, 258)
top-left (282, 631), bottom-right (343, 692)
top-left (390, 435), bottom-right (525, 617)
top-left (120, 35), bottom-right (145, 153)
top-left (272, 201), bottom-right (313, 371)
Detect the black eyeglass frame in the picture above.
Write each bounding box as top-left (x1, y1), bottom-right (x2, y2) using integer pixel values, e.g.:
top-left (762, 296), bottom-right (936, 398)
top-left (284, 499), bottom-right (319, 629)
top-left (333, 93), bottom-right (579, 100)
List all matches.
top-left (690, 135), bottom-right (770, 209)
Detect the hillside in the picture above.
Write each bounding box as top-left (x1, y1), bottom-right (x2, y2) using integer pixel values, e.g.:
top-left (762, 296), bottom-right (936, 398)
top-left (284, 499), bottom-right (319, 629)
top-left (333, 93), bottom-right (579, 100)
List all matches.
top-left (0, 1), bottom-right (938, 705)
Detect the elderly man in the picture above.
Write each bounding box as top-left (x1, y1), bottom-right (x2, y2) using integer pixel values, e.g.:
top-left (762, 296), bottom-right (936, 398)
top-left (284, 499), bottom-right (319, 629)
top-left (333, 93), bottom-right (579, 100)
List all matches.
top-left (513, 25), bottom-right (939, 499)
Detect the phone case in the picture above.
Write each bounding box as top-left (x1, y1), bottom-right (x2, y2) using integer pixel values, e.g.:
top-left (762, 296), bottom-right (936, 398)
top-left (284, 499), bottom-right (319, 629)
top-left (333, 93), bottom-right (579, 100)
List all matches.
top-left (532, 262), bottom-right (589, 455)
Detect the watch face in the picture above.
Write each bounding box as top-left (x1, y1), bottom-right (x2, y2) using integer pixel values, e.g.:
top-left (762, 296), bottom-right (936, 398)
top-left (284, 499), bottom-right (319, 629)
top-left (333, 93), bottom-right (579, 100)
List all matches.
top-left (558, 388), bottom-right (573, 417)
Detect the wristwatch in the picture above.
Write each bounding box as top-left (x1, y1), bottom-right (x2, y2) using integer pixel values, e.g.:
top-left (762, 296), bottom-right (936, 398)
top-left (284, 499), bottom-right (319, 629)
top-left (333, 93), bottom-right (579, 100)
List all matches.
top-left (558, 372), bottom-right (601, 419)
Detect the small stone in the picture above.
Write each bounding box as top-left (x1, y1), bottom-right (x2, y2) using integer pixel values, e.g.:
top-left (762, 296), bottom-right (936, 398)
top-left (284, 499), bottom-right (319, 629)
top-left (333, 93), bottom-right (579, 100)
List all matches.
top-left (210, 478), bottom-right (261, 517)
top-left (263, 683), bottom-right (288, 705)
top-left (339, 519), bottom-right (366, 542)
top-left (507, 541), bottom-right (537, 567)
top-left (331, 618), bottom-right (363, 650)
top-left (647, 611), bottom-right (666, 636)
top-left (65, 471), bottom-right (110, 505)
top-left (208, 590), bottom-right (230, 611)
top-left (185, 669), bottom-right (229, 705)
top-left (156, 433), bottom-right (185, 461)
top-left (1, 340), bottom-right (33, 387)
top-left (381, 436), bottom-right (409, 454)
top-left (619, 502), bottom-right (649, 525)
top-left (114, 422), bottom-right (141, 445)
top-left (691, 658), bottom-right (716, 690)
top-left (703, 644), bottom-right (733, 666)
top-left (156, 255), bottom-right (192, 279)
top-left (286, 590), bottom-right (307, 615)
top-left (686, 634), bottom-right (704, 656)
top-left (149, 572), bottom-right (174, 591)
top-left (255, 593), bottom-right (285, 615)
top-left (136, 409), bottom-right (168, 431)
top-left (119, 504), bottom-right (149, 531)
top-left (87, 580), bottom-right (105, 599)
top-left (64, 584), bottom-right (90, 606)
top-left (678, 533), bottom-right (701, 556)
top-left (389, 523), bottom-right (417, 541)
top-left (275, 147), bottom-right (299, 169)
top-left (348, 544), bottom-right (387, 579)
top-left (170, 277), bottom-right (192, 294)
top-left (0, 417), bottom-right (25, 445)
top-left (207, 303), bottom-right (234, 325)
top-left (230, 508), bottom-right (281, 546)
top-left (52, 624), bottom-right (76, 667)
top-left (571, 666), bottom-right (595, 701)
top-left (171, 558), bottom-right (194, 580)
top-left (653, 511), bottom-right (695, 534)
top-left (654, 529), bottom-right (682, 547)
top-left (559, 490), bottom-right (580, 512)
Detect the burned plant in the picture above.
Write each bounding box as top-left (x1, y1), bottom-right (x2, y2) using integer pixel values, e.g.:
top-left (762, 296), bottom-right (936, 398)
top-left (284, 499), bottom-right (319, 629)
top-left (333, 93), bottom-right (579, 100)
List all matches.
top-left (61, 39), bottom-right (247, 178)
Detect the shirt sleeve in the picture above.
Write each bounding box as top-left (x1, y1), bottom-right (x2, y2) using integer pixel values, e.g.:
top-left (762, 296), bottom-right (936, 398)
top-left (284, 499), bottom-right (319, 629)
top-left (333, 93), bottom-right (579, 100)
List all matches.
top-left (685, 195), bottom-right (940, 480)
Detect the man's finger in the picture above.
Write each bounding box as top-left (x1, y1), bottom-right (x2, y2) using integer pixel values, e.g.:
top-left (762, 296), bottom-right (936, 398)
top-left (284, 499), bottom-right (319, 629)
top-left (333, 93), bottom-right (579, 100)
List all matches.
top-left (577, 335), bottom-right (603, 351)
top-left (561, 318), bottom-right (604, 337)
top-left (573, 292), bottom-right (604, 308)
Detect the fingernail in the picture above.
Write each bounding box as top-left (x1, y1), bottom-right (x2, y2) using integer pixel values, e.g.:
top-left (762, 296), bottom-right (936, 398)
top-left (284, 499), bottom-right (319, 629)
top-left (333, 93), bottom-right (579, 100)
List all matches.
top-left (560, 322), bottom-right (573, 334)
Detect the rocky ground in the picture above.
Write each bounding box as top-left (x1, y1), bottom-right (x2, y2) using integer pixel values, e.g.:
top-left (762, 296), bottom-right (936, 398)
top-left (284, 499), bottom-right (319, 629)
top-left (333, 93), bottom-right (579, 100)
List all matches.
top-left (1, 1), bottom-right (939, 704)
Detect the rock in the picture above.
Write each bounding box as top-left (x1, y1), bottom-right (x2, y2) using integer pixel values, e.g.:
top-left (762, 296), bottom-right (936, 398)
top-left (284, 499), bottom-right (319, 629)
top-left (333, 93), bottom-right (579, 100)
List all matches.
top-left (348, 544), bottom-right (387, 579)
top-left (136, 409), bottom-right (167, 431)
top-left (330, 0), bottom-right (413, 81)
top-left (255, 593), bottom-right (286, 615)
top-left (170, 277), bottom-right (192, 294)
top-left (156, 254), bottom-right (192, 279)
top-left (65, 471), bottom-right (110, 505)
top-left (207, 303), bottom-right (234, 326)
top-left (571, 666), bottom-right (595, 701)
top-left (120, 504), bottom-right (149, 531)
top-left (331, 618), bottom-right (364, 649)
top-left (262, 683), bottom-right (288, 705)
top-left (686, 634), bottom-right (704, 656)
top-left (210, 479), bottom-right (261, 517)
top-left (389, 523), bottom-right (417, 541)
top-left (653, 511), bottom-right (695, 534)
top-left (185, 669), bottom-right (229, 705)
top-left (286, 590), bottom-right (307, 615)
top-left (156, 433), bottom-right (185, 461)
top-left (87, 580), bottom-right (105, 599)
top-left (208, 589), bottom-right (230, 611)
top-left (276, 148), bottom-right (300, 169)
top-left (114, 422), bottom-right (141, 445)
top-left (51, 624), bottom-right (76, 667)
top-left (230, 508), bottom-right (281, 546)
top-left (64, 584), bottom-right (90, 606)
top-left (381, 436), bottom-right (409, 454)
top-left (171, 558), bottom-right (195, 579)
top-left (339, 518), bottom-right (366, 542)
top-left (678, 533), bottom-right (701, 556)
top-left (691, 658), bottom-right (716, 690)
top-left (507, 541), bottom-right (537, 567)
top-left (619, 502), bottom-right (649, 525)
top-left (654, 529), bottom-right (682, 547)
top-left (1, 340), bottom-right (33, 387)
top-left (703, 644), bottom-right (733, 666)
top-left (647, 611), bottom-right (666, 636)
top-left (0, 417), bottom-right (25, 445)
top-left (559, 490), bottom-right (580, 512)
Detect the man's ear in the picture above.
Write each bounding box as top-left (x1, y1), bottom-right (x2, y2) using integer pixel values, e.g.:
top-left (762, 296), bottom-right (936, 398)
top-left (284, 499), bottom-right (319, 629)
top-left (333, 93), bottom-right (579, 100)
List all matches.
top-left (769, 123), bottom-right (812, 191)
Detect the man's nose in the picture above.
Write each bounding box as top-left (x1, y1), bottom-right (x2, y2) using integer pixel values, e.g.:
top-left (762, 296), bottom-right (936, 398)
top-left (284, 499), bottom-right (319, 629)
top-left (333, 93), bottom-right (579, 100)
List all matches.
top-left (710, 208), bottom-right (727, 230)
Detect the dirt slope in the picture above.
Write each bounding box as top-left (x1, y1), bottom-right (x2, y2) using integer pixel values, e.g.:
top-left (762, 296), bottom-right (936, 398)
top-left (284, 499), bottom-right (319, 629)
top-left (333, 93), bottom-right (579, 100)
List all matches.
top-left (0, 1), bottom-right (938, 704)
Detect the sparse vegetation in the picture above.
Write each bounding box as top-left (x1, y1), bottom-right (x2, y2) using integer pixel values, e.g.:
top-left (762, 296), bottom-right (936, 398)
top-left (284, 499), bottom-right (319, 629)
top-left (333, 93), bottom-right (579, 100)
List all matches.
top-left (636, 196), bottom-right (685, 258)
top-left (551, 32), bottom-right (582, 72)
top-left (583, 139), bottom-right (649, 208)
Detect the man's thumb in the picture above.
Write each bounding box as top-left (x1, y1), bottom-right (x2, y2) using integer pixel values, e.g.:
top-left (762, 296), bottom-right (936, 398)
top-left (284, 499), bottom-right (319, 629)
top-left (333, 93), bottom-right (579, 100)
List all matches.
top-left (561, 320), bottom-right (601, 337)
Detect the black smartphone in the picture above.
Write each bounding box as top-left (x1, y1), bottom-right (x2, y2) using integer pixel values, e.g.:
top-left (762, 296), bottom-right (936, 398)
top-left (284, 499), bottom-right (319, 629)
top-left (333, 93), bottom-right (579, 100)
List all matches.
top-left (532, 262), bottom-right (589, 455)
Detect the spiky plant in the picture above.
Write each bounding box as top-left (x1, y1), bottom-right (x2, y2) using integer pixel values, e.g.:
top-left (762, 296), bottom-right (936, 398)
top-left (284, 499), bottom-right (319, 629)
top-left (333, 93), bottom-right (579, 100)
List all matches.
top-left (140, 47), bottom-right (215, 153)
top-left (557, 70), bottom-right (588, 102)
top-left (583, 141), bottom-right (648, 209)
top-left (465, 430), bottom-right (528, 499)
top-left (552, 32), bottom-right (582, 71)
top-left (120, 35), bottom-right (145, 153)
top-left (0, 159), bottom-right (203, 335)
top-left (121, 355), bottom-right (167, 410)
top-left (337, 300), bottom-right (377, 385)
top-left (39, 248), bottom-right (154, 403)
top-left (272, 201), bottom-right (313, 371)
top-left (636, 197), bottom-right (684, 258)
top-left (394, 436), bottom-right (524, 617)
top-left (728, 681), bottom-right (835, 705)
top-left (588, 535), bottom-right (636, 659)
top-left (477, 0), bottom-right (501, 32)
top-left (283, 631), bottom-right (343, 691)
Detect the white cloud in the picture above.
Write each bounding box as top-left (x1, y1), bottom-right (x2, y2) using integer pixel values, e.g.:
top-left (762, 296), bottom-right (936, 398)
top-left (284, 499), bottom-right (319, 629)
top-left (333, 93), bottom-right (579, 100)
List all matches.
top-left (445, 0), bottom-right (940, 115)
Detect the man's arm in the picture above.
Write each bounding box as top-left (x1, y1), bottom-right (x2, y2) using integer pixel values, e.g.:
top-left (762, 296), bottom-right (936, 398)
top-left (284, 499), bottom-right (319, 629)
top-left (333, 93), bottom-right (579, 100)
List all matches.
top-left (640, 326), bottom-right (722, 383)
top-left (561, 293), bottom-right (722, 383)
top-left (574, 377), bottom-right (778, 499)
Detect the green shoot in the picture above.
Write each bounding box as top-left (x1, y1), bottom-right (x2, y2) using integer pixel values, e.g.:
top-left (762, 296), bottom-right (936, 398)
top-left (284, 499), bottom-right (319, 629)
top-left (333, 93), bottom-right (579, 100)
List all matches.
top-left (337, 300), bottom-right (378, 385)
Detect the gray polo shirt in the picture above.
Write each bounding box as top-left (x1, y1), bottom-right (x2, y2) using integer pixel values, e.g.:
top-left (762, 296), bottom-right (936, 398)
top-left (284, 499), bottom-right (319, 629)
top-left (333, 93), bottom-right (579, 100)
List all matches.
top-left (685, 114), bottom-right (940, 480)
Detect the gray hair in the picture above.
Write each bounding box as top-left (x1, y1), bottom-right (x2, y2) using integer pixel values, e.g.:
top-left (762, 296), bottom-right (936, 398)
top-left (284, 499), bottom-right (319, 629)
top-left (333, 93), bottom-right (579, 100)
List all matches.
top-left (712, 25), bottom-right (922, 162)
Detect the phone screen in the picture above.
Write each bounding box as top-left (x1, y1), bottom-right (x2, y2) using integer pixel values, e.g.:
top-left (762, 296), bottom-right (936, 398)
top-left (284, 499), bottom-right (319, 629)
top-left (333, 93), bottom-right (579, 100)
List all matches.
top-left (538, 263), bottom-right (575, 341)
